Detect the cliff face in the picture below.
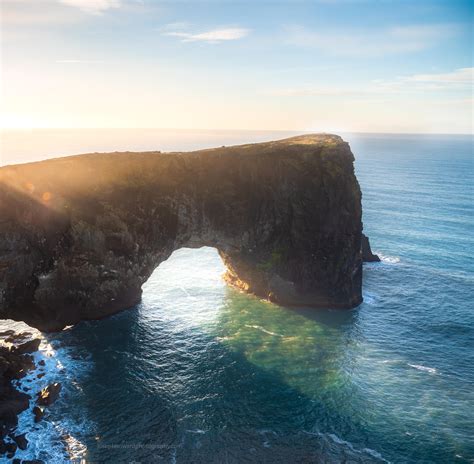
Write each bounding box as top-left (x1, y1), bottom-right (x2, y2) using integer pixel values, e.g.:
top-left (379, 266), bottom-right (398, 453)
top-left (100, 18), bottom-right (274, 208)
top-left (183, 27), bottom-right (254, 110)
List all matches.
top-left (0, 134), bottom-right (363, 331)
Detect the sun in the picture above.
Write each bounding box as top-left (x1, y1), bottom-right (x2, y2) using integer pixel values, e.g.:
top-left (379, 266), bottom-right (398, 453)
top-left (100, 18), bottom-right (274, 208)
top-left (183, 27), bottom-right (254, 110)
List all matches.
top-left (0, 113), bottom-right (52, 129)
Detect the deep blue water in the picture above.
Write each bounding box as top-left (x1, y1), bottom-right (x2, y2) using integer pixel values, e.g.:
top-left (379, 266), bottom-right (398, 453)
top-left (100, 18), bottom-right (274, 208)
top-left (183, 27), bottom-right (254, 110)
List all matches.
top-left (2, 132), bottom-right (473, 463)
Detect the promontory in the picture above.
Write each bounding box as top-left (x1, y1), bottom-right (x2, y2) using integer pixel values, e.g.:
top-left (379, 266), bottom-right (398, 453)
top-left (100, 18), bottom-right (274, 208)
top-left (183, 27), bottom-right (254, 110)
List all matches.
top-left (0, 134), bottom-right (369, 331)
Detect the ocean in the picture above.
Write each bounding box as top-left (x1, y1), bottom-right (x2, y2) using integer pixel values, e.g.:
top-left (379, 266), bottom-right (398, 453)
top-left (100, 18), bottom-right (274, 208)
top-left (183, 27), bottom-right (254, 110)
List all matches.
top-left (0, 130), bottom-right (473, 463)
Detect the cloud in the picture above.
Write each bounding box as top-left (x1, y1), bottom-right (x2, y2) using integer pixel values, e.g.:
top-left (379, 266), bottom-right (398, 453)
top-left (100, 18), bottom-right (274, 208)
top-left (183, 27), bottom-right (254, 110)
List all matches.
top-left (162, 26), bottom-right (249, 43)
top-left (404, 67), bottom-right (473, 84)
top-left (270, 67), bottom-right (473, 97)
top-left (372, 67), bottom-right (473, 93)
top-left (59, 0), bottom-right (120, 14)
top-left (1, 1), bottom-right (75, 24)
top-left (1, 0), bottom-right (121, 24)
top-left (286, 23), bottom-right (458, 57)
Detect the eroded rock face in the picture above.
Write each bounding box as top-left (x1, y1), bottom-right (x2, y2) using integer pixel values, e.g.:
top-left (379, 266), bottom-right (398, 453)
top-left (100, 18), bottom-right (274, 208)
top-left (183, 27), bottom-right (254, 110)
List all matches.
top-left (0, 134), bottom-right (364, 331)
top-left (361, 233), bottom-right (380, 262)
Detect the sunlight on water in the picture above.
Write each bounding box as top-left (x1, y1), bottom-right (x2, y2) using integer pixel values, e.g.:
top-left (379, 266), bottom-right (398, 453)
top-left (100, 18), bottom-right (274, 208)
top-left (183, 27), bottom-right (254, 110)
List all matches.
top-left (141, 247), bottom-right (227, 328)
top-left (145, 247), bottom-right (355, 401)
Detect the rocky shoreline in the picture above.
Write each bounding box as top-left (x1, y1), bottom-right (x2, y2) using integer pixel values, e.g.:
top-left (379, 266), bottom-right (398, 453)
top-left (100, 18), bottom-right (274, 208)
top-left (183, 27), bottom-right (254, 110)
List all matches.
top-left (0, 330), bottom-right (61, 462)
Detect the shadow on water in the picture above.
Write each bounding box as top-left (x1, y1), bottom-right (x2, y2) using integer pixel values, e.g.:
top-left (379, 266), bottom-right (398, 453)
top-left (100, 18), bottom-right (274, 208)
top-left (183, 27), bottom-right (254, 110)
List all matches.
top-left (46, 299), bottom-right (373, 463)
top-left (42, 282), bottom-right (472, 464)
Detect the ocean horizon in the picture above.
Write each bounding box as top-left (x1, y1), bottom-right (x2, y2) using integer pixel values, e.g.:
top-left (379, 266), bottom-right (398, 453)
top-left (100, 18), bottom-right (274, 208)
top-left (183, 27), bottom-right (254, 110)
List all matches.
top-left (1, 128), bottom-right (472, 166)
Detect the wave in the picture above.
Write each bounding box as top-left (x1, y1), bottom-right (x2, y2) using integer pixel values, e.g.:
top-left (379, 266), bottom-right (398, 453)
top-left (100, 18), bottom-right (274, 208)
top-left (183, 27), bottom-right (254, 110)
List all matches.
top-left (244, 324), bottom-right (285, 337)
top-left (408, 364), bottom-right (437, 374)
top-left (302, 431), bottom-right (390, 463)
top-left (377, 253), bottom-right (401, 264)
top-left (326, 433), bottom-right (391, 463)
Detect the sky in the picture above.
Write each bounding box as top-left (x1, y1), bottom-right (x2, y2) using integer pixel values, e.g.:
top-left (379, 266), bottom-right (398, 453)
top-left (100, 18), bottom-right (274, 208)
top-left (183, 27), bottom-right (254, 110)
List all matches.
top-left (0, 0), bottom-right (472, 133)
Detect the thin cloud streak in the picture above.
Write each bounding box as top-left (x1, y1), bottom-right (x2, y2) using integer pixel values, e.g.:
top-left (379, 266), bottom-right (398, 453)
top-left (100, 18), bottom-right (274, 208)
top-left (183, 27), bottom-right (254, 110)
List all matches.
top-left (270, 67), bottom-right (473, 97)
top-left (162, 26), bottom-right (249, 43)
top-left (59, 0), bottom-right (120, 14)
top-left (405, 67), bottom-right (473, 84)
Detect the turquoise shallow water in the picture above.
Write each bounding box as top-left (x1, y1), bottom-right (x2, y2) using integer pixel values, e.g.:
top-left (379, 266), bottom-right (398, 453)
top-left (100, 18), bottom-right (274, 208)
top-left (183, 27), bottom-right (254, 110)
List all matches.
top-left (1, 132), bottom-right (473, 463)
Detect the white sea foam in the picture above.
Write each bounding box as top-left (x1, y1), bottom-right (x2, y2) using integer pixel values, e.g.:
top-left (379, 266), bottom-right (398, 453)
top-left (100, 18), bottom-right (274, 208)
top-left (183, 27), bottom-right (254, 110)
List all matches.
top-left (302, 431), bottom-right (390, 463)
top-left (408, 364), bottom-right (437, 374)
top-left (326, 433), bottom-right (391, 463)
top-left (363, 447), bottom-right (387, 460)
top-left (244, 325), bottom-right (285, 337)
top-left (362, 293), bottom-right (376, 305)
top-left (378, 253), bottom-right (401, 264)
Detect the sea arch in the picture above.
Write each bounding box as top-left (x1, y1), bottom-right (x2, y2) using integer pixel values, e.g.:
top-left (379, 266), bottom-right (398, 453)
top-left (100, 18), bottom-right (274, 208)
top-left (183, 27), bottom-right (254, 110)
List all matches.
top-left (0, 135), bottom-right (363, 331)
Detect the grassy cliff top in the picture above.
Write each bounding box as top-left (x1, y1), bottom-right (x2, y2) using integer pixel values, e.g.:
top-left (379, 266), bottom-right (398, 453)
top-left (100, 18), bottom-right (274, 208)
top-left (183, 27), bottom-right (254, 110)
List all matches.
top-left (0, 134), bottom-right (346, 172)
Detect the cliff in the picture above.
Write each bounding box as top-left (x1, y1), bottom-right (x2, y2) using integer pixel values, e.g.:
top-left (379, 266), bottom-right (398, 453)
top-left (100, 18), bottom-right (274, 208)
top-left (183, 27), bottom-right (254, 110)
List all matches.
top-left (0, 134), bottom-right (364, 331)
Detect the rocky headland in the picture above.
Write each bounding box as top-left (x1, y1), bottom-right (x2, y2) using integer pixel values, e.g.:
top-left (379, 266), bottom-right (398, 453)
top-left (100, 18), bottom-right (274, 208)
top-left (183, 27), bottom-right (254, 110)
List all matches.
top-left (0, 134), bottom-right (377, 331)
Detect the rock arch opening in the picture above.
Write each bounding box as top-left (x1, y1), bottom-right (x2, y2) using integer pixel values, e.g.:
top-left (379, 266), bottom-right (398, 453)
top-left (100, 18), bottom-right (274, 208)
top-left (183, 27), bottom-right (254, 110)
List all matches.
top-left (141, 247), bottom-right (226, 323)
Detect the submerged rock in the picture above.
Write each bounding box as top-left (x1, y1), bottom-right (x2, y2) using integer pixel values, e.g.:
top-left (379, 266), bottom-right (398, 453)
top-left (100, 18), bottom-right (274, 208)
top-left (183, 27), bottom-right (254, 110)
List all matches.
top-left (5, 441), bottom-right (17, 458)
top-left (0, 134), bottom-right (365, 330)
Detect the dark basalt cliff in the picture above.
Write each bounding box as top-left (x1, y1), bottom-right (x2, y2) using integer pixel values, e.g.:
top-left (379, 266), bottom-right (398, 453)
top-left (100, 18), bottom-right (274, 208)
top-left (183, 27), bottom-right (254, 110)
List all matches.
top-left (0, 134), bottom-right (366, 331)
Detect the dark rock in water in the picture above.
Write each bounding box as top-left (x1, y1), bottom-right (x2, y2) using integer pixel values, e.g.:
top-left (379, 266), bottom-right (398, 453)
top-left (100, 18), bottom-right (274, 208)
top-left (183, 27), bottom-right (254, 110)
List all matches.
top-left (38, 360), bottom-right (45, 367)
top-left (5, 441), bottom-right (17, 458)
top-left (0, 389), bottom-right (29, 425)
top-left (0, 134), bottom-right (365, 330)
top-left (32, 406), bottom-right (44, 423)
top-left (361, 233), bottom-right (380, 262)
top-left (22, 460), bottom-right (44, 464)
top-left (12, 458), bottom-right (21, 464)
top-left (12, 338), bottom-right (41, 355)
top-left (11, 433), bottom-right (27, 451)
top-left (0, 346), bottom-right (32, 435)
top-left (37, 383), bottom-right (61, 406)
top-left (36, 373), bottom-right (45, 379)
